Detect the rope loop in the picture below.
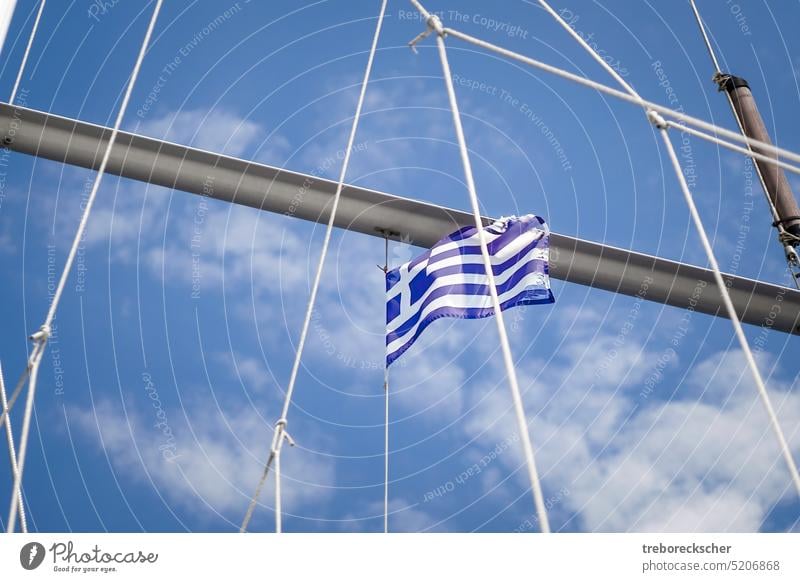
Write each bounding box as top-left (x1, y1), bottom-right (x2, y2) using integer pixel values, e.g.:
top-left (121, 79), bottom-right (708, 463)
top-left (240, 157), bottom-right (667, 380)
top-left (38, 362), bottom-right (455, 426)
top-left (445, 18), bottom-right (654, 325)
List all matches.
top-left (407, 5), bottom-right (445, 53)
top-left (270, 418), bottom-right (295, 453)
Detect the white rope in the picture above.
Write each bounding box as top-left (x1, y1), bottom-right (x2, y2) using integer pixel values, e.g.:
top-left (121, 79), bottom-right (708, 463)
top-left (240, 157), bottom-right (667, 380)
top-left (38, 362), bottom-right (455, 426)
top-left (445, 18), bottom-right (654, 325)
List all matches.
top-left (409, 0), bottom-right (551, 532)
top-left (439, 28), bottom-right (800, 170)
top-left (239, 417), bottom-right (291, 533)
top-left (0, 367), bottom-right (30, 433)
top-left (538, 0), bottom-right (800, 195)
top-left (9, 0), bottom-right (46, 104)
top-left (688, 0), bottom-right (722, 77)
top-left (654, 113), bottom-right (800, 497)
top-left (239, 0), bottom-right (389, 533)
top-left (0, 362), bottom-right (26, 532)
top-left (536, 0), bottom-right (636, 96)
top-left (6, 337), bottom-right (44, 532)
top-left (664, 119), bottom-right (800, 178)
top-left (536, 0), bottom-right (800, 499)
top-left (6, 0), bottom-right (164, 533)
top-left (274, 449), bottom-right (282, 532)
top-left (272, 418), bottom-right (295, 534)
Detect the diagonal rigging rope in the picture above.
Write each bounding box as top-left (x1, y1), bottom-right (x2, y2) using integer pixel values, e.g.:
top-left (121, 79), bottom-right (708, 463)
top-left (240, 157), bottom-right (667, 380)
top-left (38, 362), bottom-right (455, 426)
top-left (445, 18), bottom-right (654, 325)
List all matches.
top-left (6, 0), bottom-right (164, 533)
top-left (0, 1), bottom-right (50, 441)
top-left (662, 120), bottom-right (800, 179)
top-left (536, 0), bottom-right (800, 204)
top-left (239, 0), bottom-right (389, 534)
top-left (0, 368), bottom-right (30, 434)
top-left (438, 27), bottom-right (800, 170)
top-left (534, 0), bottom-right (800, 499)
top-left (1, 0), bottom-right (797, 534)
top-left (0, 362), bottom-right (26, 532)
top-left (9, 0), bottom-right (47, 104)
top-left (656, 110), bottom-right (800, 498)
top-left (409, 0), bottom-right (551, 533)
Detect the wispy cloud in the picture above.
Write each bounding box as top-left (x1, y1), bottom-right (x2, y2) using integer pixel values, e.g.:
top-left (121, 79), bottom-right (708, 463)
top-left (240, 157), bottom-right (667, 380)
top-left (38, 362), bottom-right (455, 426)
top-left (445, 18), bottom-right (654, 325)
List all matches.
top-left (457, 309), bottom-right (800, 532)
top-left (70, 395), bottom-right (335, 529)
top-left (135, 108), bottom-right (266, 158)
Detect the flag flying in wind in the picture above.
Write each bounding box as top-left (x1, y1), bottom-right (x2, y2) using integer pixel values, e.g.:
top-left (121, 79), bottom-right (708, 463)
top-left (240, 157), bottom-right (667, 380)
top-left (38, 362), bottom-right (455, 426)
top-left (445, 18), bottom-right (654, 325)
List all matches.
top-left (385, 214), bottom-right (554, 366)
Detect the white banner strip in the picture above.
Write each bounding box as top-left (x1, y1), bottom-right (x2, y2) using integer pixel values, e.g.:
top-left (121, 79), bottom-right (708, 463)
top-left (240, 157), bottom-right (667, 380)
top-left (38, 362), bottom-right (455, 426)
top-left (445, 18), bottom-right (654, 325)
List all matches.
top-left (1, 533), bottom-right (798, 580)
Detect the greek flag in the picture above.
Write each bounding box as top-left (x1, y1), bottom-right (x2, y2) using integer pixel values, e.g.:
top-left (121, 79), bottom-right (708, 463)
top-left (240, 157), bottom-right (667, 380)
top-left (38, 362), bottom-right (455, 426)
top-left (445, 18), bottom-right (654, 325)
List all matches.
top-left (385, 214), bottom-right (554, 366)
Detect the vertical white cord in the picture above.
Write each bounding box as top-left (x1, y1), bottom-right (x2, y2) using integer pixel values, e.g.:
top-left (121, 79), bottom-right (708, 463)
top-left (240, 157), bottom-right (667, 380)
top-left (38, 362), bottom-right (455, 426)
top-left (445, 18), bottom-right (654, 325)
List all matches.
top-left (383, 236), bottom-right (390, 534)
top-left (239, 0), bottom-right (389, 533)
top-left (0, 362), bottom-right (26, 532)
top-left (535, 0), bottom-right (800, 498)
top-left (383, 373), bottom-right (389, 533)
top-left (410, 5), bottom-right (550, 531)
top-left (6, 0), bottom-right (164, 533)
top-left (274, 447), bottom-right (282, 534)
top-left (9, 0), bottom-right (46, 104)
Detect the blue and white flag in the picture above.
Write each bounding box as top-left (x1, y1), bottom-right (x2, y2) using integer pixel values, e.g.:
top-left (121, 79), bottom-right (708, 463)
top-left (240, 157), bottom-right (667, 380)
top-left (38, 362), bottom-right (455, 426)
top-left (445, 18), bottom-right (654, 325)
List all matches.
top-left (385, 214), bottom-right (554, 366)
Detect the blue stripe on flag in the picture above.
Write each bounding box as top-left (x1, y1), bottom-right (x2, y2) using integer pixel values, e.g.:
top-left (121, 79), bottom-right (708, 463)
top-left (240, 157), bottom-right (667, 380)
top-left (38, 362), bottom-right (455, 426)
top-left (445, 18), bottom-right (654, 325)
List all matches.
top-left (386, 288), bottom-right (554, 366)
top-left (385, 214), bottom-right (554, 366)
top-left (389, 258), bottom-right (549, 334)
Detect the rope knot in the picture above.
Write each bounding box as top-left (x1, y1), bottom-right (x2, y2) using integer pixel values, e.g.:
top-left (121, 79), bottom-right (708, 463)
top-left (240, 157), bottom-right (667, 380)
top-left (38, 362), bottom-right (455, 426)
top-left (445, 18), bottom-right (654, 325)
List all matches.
top-left (779, 230), bottom-right (800, 247)
top-left (29, 325), bottom-right (50, 343)
top-left (270, 418), bottom-right (296, 454)
top-left (408, 12), bottom-right (445, 53)
top-left (647, 110), bottom-right (668, 130)
top-left (712, 72), bottom-right (731, 92)
top-left (426, 14), bottom-right (445, 36)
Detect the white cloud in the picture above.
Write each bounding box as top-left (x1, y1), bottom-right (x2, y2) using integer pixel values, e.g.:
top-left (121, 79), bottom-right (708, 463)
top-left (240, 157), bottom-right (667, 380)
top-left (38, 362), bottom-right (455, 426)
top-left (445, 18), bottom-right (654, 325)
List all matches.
top-left (70, 396), bottom-right (335, 529)
top-left (460, 316), bottom-right (800, 532)
top-left (136, 108), bottom-right (264, 158)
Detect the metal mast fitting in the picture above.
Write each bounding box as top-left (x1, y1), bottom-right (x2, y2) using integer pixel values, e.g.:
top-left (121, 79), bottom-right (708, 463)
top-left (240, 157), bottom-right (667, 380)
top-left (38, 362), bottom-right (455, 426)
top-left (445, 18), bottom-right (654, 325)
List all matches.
top-left (715, 73), bottom-right (800, 244)
top-left (688, 0), bottom-right (800, 285)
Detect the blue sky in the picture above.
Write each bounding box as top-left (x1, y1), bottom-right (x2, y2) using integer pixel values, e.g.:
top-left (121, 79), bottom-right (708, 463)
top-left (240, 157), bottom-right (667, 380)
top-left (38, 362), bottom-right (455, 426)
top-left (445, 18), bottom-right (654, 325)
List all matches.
top-left (1, 0), bottom-right (799, 532)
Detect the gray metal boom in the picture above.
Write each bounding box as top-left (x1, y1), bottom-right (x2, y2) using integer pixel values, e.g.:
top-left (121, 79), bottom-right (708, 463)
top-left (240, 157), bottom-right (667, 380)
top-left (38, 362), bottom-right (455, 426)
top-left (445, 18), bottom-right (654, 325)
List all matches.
top-left (1, 102), bottom-right (798, 335)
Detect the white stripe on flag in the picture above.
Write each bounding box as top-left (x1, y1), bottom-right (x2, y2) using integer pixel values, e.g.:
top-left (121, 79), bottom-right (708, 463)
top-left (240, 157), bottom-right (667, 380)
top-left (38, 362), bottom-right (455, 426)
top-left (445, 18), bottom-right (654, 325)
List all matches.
top-left (388, 244), bottom-right (548, 335)
top-left (385, 214), bottom-right (553, 365)
top-left (387, 270), bottom-right (548, 356)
